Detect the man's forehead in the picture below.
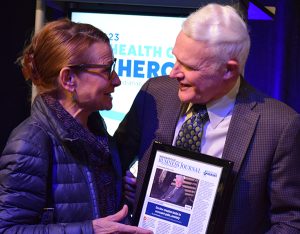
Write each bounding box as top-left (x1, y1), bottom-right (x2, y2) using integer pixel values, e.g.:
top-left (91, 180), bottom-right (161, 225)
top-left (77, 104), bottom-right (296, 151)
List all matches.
top-left (173, 33), bottom-right (212, 68)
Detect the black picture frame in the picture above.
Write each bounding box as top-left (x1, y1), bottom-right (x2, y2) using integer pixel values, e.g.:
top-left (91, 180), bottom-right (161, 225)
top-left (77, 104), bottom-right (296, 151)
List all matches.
top-left (133, 141), bottom-right (234, 234)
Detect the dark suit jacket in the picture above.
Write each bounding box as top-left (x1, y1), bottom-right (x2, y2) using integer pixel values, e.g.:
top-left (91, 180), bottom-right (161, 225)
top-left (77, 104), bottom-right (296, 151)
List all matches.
top-left (160, 185), bottom-right (185, 205)
top-left (114, 76), bottom-right (300, 233)
top-left (150, 169), bottom-right (175, 198)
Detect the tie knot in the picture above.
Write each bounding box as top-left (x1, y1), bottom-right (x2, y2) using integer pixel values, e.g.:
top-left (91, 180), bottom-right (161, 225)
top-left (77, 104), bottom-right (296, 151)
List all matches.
top-left (192, 104), bottom-right (206, 112)
top-left (175, 104), bottom-right (208, 153)
top-left (192, 104), bottom-right (206, 113)
top-left (192, 104), bottom-right (209, 121)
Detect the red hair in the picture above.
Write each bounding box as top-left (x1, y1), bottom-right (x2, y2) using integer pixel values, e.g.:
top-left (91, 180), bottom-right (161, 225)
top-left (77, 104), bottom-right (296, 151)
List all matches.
top-left (18, 18), bottom-right (109, 93)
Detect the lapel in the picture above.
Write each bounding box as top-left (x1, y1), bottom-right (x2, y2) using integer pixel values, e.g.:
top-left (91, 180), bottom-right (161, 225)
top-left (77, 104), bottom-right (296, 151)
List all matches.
top-left (222, 79), bottom-right (260, 177)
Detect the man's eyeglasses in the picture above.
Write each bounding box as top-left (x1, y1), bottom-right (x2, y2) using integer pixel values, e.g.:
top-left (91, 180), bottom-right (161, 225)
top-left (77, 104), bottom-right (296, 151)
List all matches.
top-left (67, 58), bottom-right (117, 80)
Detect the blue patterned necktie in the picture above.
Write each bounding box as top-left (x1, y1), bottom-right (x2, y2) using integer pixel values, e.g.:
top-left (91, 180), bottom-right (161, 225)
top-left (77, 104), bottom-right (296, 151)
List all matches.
top-left (175, 105), bottom-right (209, 153)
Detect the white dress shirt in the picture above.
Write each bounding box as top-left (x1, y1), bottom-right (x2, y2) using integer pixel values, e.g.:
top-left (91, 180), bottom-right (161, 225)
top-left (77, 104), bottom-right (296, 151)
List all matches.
top-left (172, 78), bottom-right (240, 158)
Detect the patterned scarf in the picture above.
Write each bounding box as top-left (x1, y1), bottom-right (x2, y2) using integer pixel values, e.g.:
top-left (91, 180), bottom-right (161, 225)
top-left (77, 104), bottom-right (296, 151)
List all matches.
top-left (42, 93), bottom-right (117, 217)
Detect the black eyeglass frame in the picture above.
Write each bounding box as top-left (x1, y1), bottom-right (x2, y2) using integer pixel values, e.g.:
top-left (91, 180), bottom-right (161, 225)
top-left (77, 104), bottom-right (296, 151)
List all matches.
top-left (67, 58), bottom-right (117, 80)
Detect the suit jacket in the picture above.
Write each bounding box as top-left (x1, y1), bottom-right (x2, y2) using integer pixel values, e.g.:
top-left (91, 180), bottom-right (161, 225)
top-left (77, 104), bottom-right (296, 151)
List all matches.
top-left (114, 76), bottom-right (300, 233)
top-left (150, 169), bottom-right (175, 198)
top-left (160, 185), bottom-right (185, 205)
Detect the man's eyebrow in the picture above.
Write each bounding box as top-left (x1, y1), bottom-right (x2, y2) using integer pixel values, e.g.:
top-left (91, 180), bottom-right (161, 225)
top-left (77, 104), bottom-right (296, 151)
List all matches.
top-left (173, 50), bottom-right (198, 70)
top-left (177, 58), bottom-right (199, 70)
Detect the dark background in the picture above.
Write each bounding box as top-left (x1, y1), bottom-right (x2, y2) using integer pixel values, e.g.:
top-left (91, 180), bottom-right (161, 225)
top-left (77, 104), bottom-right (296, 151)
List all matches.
top-left (1, 2), bottom-right (35, 153)
top-left (1, 0), bottom-right (299, 153)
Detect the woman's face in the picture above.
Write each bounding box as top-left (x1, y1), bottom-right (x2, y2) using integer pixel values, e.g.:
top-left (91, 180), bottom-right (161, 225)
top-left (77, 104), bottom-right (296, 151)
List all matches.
top-left (73, 41), bottom-right (121, 112)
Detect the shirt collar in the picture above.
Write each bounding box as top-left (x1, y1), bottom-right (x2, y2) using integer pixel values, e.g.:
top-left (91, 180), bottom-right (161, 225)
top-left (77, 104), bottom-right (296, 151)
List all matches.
top-left (207, 77), bottom-right (240, 128)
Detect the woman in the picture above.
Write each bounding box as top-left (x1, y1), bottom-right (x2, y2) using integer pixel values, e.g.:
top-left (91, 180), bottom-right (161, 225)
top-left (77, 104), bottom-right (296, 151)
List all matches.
top-left (0, 18), bottom-right (151, 234)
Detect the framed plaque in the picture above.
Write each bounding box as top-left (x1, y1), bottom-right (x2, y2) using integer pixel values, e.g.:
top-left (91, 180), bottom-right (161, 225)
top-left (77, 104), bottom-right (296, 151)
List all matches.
top-left (133, 141), bottom-right (234, 234)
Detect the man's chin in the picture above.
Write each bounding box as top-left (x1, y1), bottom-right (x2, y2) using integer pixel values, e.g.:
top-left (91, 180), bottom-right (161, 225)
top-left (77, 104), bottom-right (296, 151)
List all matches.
top-left (178, 91), bottom-right (193, 103)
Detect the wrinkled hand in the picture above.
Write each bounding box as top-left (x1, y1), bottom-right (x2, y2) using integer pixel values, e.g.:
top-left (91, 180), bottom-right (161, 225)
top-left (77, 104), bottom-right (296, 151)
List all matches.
top-left (123, 170), bottom-right (136, 205)
top-left (92, 205), bottom-right (152, 234)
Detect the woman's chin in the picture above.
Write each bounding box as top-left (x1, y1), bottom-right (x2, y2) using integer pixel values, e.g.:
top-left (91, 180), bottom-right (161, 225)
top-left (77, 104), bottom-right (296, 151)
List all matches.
top-left (100, 102), bottom-right (113, 111)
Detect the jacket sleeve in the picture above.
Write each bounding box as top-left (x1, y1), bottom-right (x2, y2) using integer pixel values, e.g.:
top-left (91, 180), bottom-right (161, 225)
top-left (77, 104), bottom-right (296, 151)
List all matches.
top-left (114, 80), bottom-right (150, 172)
top-left (267, 114), bottom-right (300, 233)
top-left (0, 123), bottom-right (93, 234)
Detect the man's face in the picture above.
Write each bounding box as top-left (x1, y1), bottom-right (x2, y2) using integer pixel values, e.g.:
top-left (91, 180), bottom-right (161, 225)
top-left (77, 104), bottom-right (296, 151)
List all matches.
top-left (175, 176), bottom-right (184, 187)
top-left (169, 31), bottom-right (230, 104)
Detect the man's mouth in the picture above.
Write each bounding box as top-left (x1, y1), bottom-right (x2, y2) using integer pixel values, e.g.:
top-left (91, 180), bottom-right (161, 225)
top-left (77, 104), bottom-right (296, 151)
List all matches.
top-left (179, 83), bottom-right (191, 90)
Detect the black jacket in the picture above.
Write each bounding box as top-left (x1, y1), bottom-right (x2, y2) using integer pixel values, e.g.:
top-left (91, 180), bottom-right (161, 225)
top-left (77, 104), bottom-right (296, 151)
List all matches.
top-left (0, 95), bottom-right (122, 233)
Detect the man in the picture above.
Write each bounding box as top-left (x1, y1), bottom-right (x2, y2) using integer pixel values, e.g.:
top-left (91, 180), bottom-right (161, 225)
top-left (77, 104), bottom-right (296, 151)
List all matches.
top-left (160, 174), bottom-right (186, 205)
top-left (150, 169), bottom-right (175, 199)
top-left (115, 3), bottom-right (300, 233)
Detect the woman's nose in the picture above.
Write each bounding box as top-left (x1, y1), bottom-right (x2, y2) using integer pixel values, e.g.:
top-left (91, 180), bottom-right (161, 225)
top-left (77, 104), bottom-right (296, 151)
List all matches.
top-left (111, 71), bottom-right (121, 87)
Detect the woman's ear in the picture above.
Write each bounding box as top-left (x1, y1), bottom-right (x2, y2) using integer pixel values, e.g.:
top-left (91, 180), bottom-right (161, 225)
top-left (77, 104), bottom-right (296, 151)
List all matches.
top-left (59, 67), bottom-right (76, 92)
top-left (224, 60), bottom-right (239, 80)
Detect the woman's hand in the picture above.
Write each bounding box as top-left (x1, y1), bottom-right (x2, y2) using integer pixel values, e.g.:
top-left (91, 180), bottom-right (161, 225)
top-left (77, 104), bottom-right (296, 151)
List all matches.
top-left (92, 205), bottom-right (152, 234)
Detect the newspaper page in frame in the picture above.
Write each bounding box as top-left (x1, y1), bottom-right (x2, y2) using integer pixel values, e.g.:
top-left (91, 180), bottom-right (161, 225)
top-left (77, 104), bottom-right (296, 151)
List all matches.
top-left (134, 142), bottom-right (233, 234)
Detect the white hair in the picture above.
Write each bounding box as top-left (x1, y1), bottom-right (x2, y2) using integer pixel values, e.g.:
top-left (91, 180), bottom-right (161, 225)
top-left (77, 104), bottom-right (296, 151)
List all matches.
top-left (182, 3), bottom-right (250, 73)
top-left (176, 174), bottom-right (185, 182)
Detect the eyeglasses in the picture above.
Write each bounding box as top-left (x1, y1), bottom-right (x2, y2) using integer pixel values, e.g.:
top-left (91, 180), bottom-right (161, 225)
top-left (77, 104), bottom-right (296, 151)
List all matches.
top-left (67, 58), bottom-right (117, 80)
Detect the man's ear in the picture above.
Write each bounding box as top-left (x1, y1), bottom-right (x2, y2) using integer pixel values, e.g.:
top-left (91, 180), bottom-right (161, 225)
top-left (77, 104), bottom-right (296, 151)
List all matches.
top-left (224, 60), bottom-right (239, 80)
top-left (59, 67), bottom-right (76, 92)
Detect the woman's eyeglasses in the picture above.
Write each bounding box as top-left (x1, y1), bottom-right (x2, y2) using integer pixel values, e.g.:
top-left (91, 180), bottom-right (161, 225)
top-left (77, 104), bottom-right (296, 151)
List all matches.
top-left (67, 58), bottom-right (117, 80)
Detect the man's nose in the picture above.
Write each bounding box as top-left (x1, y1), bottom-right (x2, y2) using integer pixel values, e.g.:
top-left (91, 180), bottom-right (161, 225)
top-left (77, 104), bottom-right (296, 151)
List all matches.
top-left (169, 62), bottom-right (183, 79)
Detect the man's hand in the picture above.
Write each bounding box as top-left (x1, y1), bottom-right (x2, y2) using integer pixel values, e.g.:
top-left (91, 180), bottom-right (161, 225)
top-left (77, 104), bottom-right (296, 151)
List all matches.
top-left (92, 205), bottom-right (152, 234)
top-left (123, 170), bottom-right (136, 204)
